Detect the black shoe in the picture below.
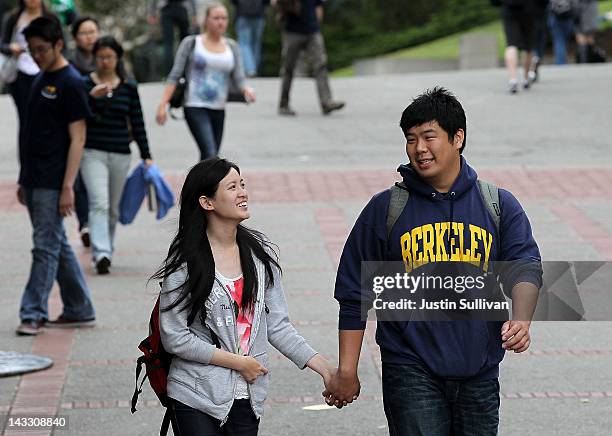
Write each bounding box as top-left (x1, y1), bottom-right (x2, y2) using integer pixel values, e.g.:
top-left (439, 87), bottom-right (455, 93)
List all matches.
top-left (96, 257), bottom-right (111, 275)
top-left (16, 319), bottom-right (45, 336)
top-left (322, 101), bottom-right (345, 115)
top-left (278, 106), bottom-right (297, 116)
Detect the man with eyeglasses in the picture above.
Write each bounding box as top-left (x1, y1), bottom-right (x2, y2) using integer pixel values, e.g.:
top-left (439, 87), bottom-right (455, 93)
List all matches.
top-left (15, 15), bottom-right (96, 336)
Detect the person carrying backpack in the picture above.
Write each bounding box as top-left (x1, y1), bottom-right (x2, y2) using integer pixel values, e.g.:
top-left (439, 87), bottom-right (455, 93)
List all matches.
top-left (323, 88), bottom-right (543, 435)
top-left (150, 157), bottom-right (335, 435)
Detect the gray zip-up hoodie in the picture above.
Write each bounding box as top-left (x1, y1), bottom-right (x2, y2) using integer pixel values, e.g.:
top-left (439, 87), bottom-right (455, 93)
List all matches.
top-left (159, 259), bottom-right (317, 423)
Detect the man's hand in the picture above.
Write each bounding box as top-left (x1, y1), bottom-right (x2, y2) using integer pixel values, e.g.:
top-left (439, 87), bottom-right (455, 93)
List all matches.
top-left (501, 320), bottom-right (531, 353)
top-left (59, 186), bottom-right (74, 217)
top-left (16, 186), bottom-right (25, 205)
top-left (322, 369), bottom-right (360, 409)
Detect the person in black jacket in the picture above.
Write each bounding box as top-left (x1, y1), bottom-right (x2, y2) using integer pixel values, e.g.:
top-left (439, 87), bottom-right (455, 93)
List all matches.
top-left (80, 36), bottom-right (153, 274)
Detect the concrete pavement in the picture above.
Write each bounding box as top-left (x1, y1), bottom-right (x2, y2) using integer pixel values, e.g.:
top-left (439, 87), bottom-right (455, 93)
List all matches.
top-left (1, 63), bottom-right (612, 435)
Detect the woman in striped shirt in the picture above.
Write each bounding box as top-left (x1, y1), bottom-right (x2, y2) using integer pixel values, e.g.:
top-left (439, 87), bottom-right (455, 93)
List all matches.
top-left (81, 36), bottom-right (153, 274)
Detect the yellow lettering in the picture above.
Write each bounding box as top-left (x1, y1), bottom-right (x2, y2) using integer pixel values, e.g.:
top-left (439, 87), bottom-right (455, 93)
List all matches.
top-left (400, 231), bottom-right (412, 272)
top-left (434, 222), bottom-right (449, 261)
top-left (421, 224), bottom-right (435, 263)
top-left (481, 228), bottom-right (493, 271)
top-left (411, 226), bottom-right (423, 268)
top-left (468, 225), bottom-right (482, 267)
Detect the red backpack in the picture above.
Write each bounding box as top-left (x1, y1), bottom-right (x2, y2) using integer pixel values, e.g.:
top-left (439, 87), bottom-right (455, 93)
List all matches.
top-left (131, 291), bottom-right (221, 435)
top-left (131, 295), bottom-right (173, 435)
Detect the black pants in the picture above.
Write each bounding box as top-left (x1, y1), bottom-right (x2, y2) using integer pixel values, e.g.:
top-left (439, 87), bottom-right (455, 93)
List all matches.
top-left (170, 398), bottom-right (259, 436)
top-left (73, 172), bottom-right (89, 230)
top-left (161, 3), bottom-right (190, 76)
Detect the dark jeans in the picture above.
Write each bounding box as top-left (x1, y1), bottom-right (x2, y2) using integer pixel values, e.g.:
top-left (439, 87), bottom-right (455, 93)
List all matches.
top-left (74, 172), bottom-right (89, 230)
top-left (161, 3), bottom-right (190, 76)
top-left (184, 106), bottom-right (225, 161)
top-left (170, 398), bottom-right (259, 436)
top-left (382, 363), bottom-right (500, 436)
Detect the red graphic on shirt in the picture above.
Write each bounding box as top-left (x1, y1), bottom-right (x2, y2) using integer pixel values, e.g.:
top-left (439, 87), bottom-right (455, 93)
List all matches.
top-left (225, 277), bottom-right (253, 355)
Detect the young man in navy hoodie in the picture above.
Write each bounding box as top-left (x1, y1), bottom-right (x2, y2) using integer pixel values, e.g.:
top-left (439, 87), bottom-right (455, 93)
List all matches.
top-left (324, 87), bottom-right (542, 435)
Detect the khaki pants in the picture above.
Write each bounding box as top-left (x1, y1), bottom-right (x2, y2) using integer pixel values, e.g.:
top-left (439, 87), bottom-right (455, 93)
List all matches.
top-left (279, 31), bottom-right (332, 108)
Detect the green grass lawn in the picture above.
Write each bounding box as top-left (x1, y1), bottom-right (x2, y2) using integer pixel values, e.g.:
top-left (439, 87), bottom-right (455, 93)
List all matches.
top-left (331, 0), bottom-right (612, 77)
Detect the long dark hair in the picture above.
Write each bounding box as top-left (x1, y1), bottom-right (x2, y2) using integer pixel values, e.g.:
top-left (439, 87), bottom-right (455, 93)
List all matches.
top-left (93, 35), bottom-right (127, 82)
top-left (151, 158), bottom-right (281, 326)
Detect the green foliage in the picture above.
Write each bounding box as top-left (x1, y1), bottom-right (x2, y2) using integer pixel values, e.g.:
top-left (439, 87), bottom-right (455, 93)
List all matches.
top-left (259, 0), bottom-right (500, 76)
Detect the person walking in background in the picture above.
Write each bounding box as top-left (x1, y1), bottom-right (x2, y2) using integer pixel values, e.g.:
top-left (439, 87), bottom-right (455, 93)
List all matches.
top-left (547, 0), bottom-right (574, 65)
top-left (68, 15), bottom-right (101, 248)
top-left (154, 157), bottom-right (335, 434)
top-left (81, 36), bottom-right (153, 275)
top-left (500, 0), bottom-right (536, 93)
top-left (529, 0), bottom-right (549, 82)
top-left (573, 0), bottom-right (599, 63)
top-left (276, 0), bottom-right (344, 116)
top-left (156, 3), bottom-right (255, 161)
top-left (69, 15), bottom-right (99, 75)
top-left (231, 0), bottom-right (270, 77)
top-left (148, 0), bottom-right (197, 76)
top-left (16, 16), bottom-right (95, 335)
top-left (0, 0), bottom-right (53, 143)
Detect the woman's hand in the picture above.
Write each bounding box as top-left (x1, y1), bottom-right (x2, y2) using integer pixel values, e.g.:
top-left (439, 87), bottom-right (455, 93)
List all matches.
top-left (90, 83), bottom-right (113, 98)
top-left (156, 104), bottom-right (168, 125)
top-left (237, 356), bottom-right (268, 383)
top-left (243, 86), bottom-right (256, 103)
top-left (9, 43), bottom-right (23, 57)
top-left (143, 159), bottom-right (153, 168)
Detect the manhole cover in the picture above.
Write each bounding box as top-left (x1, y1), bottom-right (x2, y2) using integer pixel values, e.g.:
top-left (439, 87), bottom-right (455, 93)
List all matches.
top-left (0, 351), bottom-right (53, 377)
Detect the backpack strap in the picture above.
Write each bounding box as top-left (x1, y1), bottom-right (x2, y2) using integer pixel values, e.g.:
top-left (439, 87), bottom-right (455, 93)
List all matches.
top-left (160, 408), bottom-right (171, 436)
top-left (477, 180), bottom-right (501, 232)
top-left (131, 356), bottom-right (148, 413)
top-left (386, 182), bottom-right (410, 239)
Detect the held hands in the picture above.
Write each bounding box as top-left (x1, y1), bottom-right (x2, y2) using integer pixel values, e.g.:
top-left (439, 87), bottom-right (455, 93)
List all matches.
top-left (501, 320), bottom-right (531, 353)
top-left (238, 355), bottom-right (268, 384)
top-left (322, 369), bottom-right (360, 409)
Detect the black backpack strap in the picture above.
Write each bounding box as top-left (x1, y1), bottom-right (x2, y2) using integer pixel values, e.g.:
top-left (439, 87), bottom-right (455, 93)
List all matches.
top-left (477, 180), bottom-right (501, 232)
top-left (131, 356), bottom-right (148, 413)
top-left (160, 408), bottom-right (171, 436)
top-left (209, 326), bottom-right (222, 349)
top-left (386, 182), bottom-right (410, 239)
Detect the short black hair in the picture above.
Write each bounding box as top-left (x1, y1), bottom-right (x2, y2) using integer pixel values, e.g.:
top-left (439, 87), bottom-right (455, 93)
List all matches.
top-left (23, 16), bottom-right (64, 45)
top-left (399, 87), bottom-right (467, 153)
top-left (71, 16), bottom-right (100, 39)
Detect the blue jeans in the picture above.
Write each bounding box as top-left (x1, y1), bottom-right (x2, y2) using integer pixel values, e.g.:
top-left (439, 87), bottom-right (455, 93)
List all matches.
top-left (235, 15), bottom-right (266, 76)
top-left (20, 188), bottom-right (95, 322)
top-left (548, 13), bottom-right (574, 65)
top-left (184, 107), bottom-right (225, 161)
top-left (382, 363), bottom-right (500, 436)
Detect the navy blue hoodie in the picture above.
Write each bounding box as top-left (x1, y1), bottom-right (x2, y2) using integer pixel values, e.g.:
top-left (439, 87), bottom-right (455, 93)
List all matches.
top-left (334, 157), bottom-right (542, 380)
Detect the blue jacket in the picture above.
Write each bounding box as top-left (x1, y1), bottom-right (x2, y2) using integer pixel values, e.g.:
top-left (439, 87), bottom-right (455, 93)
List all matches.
top-left (334, 157), bottom-right (542, 380)
top-left (119, 163), bottom-right (175, 225)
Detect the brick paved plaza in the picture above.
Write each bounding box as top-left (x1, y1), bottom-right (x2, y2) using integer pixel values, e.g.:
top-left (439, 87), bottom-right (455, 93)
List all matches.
top-left (1, 64), bottom-right (611, 435)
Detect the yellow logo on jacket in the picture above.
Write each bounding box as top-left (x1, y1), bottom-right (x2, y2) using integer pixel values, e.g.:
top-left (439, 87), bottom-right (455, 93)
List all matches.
top-left (400, 222), bottom-right (493, 272)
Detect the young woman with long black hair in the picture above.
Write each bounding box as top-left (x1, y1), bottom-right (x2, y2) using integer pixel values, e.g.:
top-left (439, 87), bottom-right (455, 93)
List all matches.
top-left (153, 158), bottom-right (334, 435)
top-left (80, 36), bottom-right (153, 274)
